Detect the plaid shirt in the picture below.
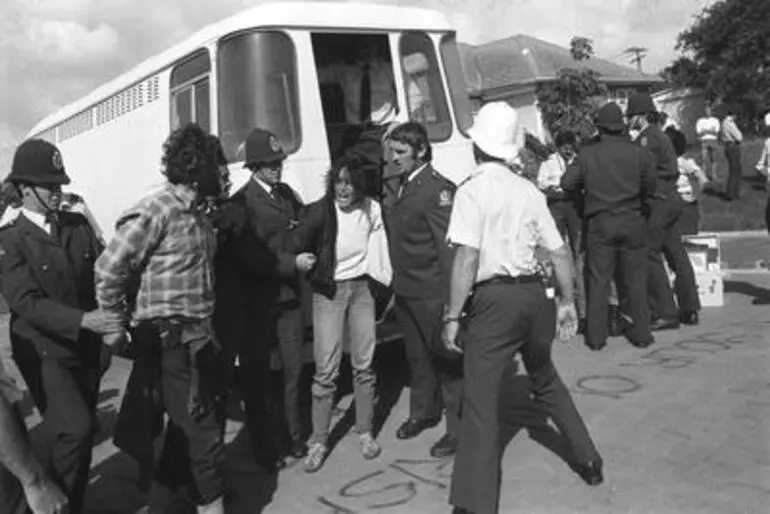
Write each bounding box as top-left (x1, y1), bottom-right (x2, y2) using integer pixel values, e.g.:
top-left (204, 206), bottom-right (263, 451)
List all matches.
top-left (94, 183), bottom-right (217, 322)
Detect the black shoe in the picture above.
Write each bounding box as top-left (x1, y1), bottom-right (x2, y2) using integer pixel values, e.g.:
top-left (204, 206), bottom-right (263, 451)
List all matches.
top-left (429, 434), bottom-right (457, 458)
top-left (629, 337), bottom-right (654, 349)
top-left (255, 454), bottom-right (285, 473)
top-left (396, 417), bottom-right (440, 440)
top-left (679, 310), bottom-right (699, 325)
top-left (574, 460), bottom-right (604, 486)
top-left (587, 341), bottom-right (607, 351)
top-left (288, 440), bottom-right (307, 459)
top-left (650, 317), bottom-right (680, 331)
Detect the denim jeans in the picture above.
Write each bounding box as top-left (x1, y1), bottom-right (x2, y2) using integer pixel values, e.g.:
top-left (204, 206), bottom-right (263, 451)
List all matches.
top-left (310, 278), bottom-right (377, 445)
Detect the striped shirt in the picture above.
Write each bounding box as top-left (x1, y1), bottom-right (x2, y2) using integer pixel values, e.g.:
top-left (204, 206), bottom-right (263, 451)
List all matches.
top-left (94, 183), bottom-right (217, 322)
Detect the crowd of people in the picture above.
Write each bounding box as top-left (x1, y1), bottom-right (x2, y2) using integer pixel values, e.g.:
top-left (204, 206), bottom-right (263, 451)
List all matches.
top-left (0, 90), bottom-right (743, 514)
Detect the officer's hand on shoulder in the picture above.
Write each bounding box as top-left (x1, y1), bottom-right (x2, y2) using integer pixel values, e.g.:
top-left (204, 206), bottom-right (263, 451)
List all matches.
top-left (81, 309), bottom-right (125, 335)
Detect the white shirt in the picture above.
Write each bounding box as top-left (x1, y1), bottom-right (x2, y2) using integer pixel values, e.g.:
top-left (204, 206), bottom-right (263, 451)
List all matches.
top-left (334, 198), bottom-right (383, 281)
top-left (764, 112), bottom-right (770, 127)
top-left (676, 156), bottom-right (709, 203)
top-left (537, 153), bottom-right (567, 191)
top-left (696, 116), bottom-right (721, 141)
top-left (21, 208), bottom-right (52, 235)
top-left (447, 162), bottom-right (563, 282)
top-left (319, 59), bottom-right (398, 125)
top-left (720, 116), bottom-right (743, 143)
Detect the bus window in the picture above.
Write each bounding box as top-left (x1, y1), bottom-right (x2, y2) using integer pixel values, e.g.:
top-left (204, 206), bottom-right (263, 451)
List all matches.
top-left (399, 32), bottom-right (452, 142)
top-left (217, 31), bottom-right (300, 162)
top-left (310, 33), bottom-right (395, 160)
top-left (170, 51), bottom-right (211, 132)
top-left (440, 33), bottom-right (473, 136)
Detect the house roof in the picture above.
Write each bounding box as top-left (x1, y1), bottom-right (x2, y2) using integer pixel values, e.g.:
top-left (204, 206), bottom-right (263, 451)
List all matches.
top-left (459, 34), bottom-right (663, 95)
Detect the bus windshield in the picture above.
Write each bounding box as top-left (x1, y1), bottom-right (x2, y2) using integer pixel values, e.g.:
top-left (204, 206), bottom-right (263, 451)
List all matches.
top-left (217, 30), bottom-right (301, 162)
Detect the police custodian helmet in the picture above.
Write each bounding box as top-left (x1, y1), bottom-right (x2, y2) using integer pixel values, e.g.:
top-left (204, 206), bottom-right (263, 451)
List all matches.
top-left (625, 93), bottom-right (658, 118)
top-left (244, 128), bottom-right (286, 166)
top-left (7, 139), bottom-right (71, 187)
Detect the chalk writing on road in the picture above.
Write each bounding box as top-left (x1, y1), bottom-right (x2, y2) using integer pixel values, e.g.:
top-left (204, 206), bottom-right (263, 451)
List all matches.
top-left (573, 332), bottom-right (752, 400)
top-left (318, 459), bottom-right (452, 513)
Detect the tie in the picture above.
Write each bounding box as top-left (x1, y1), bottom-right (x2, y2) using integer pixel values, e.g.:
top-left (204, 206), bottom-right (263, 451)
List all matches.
top-left (359, 64), bottom-right (371, 124)
top-left (398, 174), bottom-right (408, 198)
top-left (45, 213), bottom-right (60, 243)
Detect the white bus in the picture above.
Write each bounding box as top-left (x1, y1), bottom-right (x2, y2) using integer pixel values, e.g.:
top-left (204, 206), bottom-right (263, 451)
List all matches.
top-left (25, 1), bottom-right (475, 240)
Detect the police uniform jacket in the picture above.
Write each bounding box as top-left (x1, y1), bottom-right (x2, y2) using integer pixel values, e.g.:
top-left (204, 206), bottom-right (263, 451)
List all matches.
top-left (0, 211), bottom-right (103, 362)
top-left (636, 124), bottom-right (679, 197)
top-left (385, 165), bottom-right (455, 301)
top-left (562, 134), bottom-right (658, 218)
top-left (235, 179), bottom-right (304, 308)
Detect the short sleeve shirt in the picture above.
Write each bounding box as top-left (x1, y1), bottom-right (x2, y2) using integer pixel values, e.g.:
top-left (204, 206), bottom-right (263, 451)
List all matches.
top-left (446, 162), bottom-right (563, 283)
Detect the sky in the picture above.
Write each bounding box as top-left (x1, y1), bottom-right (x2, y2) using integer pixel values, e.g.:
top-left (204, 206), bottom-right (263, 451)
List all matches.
top-left (0, 0), bottom-right (715, 174)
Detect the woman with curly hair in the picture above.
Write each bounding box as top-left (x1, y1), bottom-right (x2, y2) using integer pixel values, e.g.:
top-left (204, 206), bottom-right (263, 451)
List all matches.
top-left (297, 154), bottom-right (392, 473)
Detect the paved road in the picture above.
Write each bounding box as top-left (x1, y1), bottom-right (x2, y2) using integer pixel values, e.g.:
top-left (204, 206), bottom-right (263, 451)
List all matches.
top-left (2, 271), bottom-right (769, 513)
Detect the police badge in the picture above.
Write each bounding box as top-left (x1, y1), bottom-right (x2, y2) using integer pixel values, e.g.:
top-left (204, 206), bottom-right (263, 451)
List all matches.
top-left (52, 150), bottom-right (63, 170)
top-left (269, 135), bottom-right (281, 153)
top-left (438, 189), bottom-right (453, 207)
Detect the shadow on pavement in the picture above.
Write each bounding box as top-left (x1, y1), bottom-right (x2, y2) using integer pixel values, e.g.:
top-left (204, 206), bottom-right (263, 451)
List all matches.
top-left (724, 280), bottom-right (770, 304)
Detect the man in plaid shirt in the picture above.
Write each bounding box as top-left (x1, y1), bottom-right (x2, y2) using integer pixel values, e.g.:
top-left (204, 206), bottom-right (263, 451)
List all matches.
top-left (94, 124), bottom-right (227, 514)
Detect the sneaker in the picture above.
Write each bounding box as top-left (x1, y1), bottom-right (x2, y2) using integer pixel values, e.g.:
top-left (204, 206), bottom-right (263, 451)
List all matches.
top-left (303, 442), bottom-right (327, 473)
top-left (360, 432), bottom-right (382, 460)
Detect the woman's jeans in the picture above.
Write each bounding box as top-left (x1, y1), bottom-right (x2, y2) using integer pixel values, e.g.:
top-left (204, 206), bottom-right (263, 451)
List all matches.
top-left (310, 278), bottom-right (377, 445)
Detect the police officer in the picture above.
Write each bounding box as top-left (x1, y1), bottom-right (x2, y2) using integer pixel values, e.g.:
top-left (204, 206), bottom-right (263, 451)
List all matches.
top-left (0, 139), bottom-right (123, 513)
top-left (561, 102), bottom-right (657, 350)
top-left (234, 128), bottom-right (316, 469)
top-left (385, 121), bottom-right (463, 458)
top-left (443, 102), bottom-right (602, 514)
top-left (626, 93), bottom-right (700, 328)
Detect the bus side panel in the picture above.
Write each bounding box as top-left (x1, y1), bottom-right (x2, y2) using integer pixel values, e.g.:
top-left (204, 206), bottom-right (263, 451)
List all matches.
top-left (57, 70), bottom-right (173, 242)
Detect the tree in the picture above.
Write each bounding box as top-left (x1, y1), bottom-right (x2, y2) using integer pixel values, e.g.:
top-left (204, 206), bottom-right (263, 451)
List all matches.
top-left (624, 46), bottom-right (648, 72)
top-left (536, 36), bottom-right (608, 140)
top-left (663, 0), bottom-right (770, 123)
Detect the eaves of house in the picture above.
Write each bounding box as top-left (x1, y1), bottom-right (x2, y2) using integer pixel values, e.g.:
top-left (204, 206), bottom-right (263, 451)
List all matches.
top-left (458, 34), bottom-right (663, 98)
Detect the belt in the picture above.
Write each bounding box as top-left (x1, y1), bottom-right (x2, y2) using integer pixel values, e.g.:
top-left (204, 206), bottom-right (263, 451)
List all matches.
top-left (474, 274), bottom-right (540, 289)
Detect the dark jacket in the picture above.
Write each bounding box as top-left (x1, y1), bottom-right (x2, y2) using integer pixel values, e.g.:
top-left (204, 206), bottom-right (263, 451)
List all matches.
top-left (235, 179), bottom-right (304, 308)
top-left (0, 211), bottom-right (103, 363)
top-left (384, 164), bottom-right (455, 301)
top-left (562, 134), bottom-right (657, 218)
top-left (636, 124), bottom-right (680, 197)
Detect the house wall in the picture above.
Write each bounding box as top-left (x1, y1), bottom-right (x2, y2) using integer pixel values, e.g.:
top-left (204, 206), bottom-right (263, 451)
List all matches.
top-left (653, 88), bottom-right (707, 144)
top-left (479, 84), bottom-right (545, 142)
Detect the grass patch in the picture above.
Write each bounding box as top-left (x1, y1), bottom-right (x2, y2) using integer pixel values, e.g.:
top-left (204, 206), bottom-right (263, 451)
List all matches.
top-left (691, 137), bottom-right (768, 232)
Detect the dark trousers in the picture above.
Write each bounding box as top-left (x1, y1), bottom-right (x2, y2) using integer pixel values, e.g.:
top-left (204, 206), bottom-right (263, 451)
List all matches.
top-left (241, 304), bottom-right (304, 462)
top-left (394, 296), bottom-right (463, 437)
top-left (0, 403), bottom-right (31, 514)
top-left (645, 196), bottom-right (700, 318)
top-left (15, 354), bottom-right (99, 514)
top-left (450, 282), bottom-right (600, 514)
top-left (724, 142), bottom-right (742, 200)
top-left (548, 198), bottom-right (580, 257)
top-left (584, 211), bottom-right (651, 347)
top-left (152, 340), bottom-right (226, 508)
top-left (675, 201), bottom-right (700, 236)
